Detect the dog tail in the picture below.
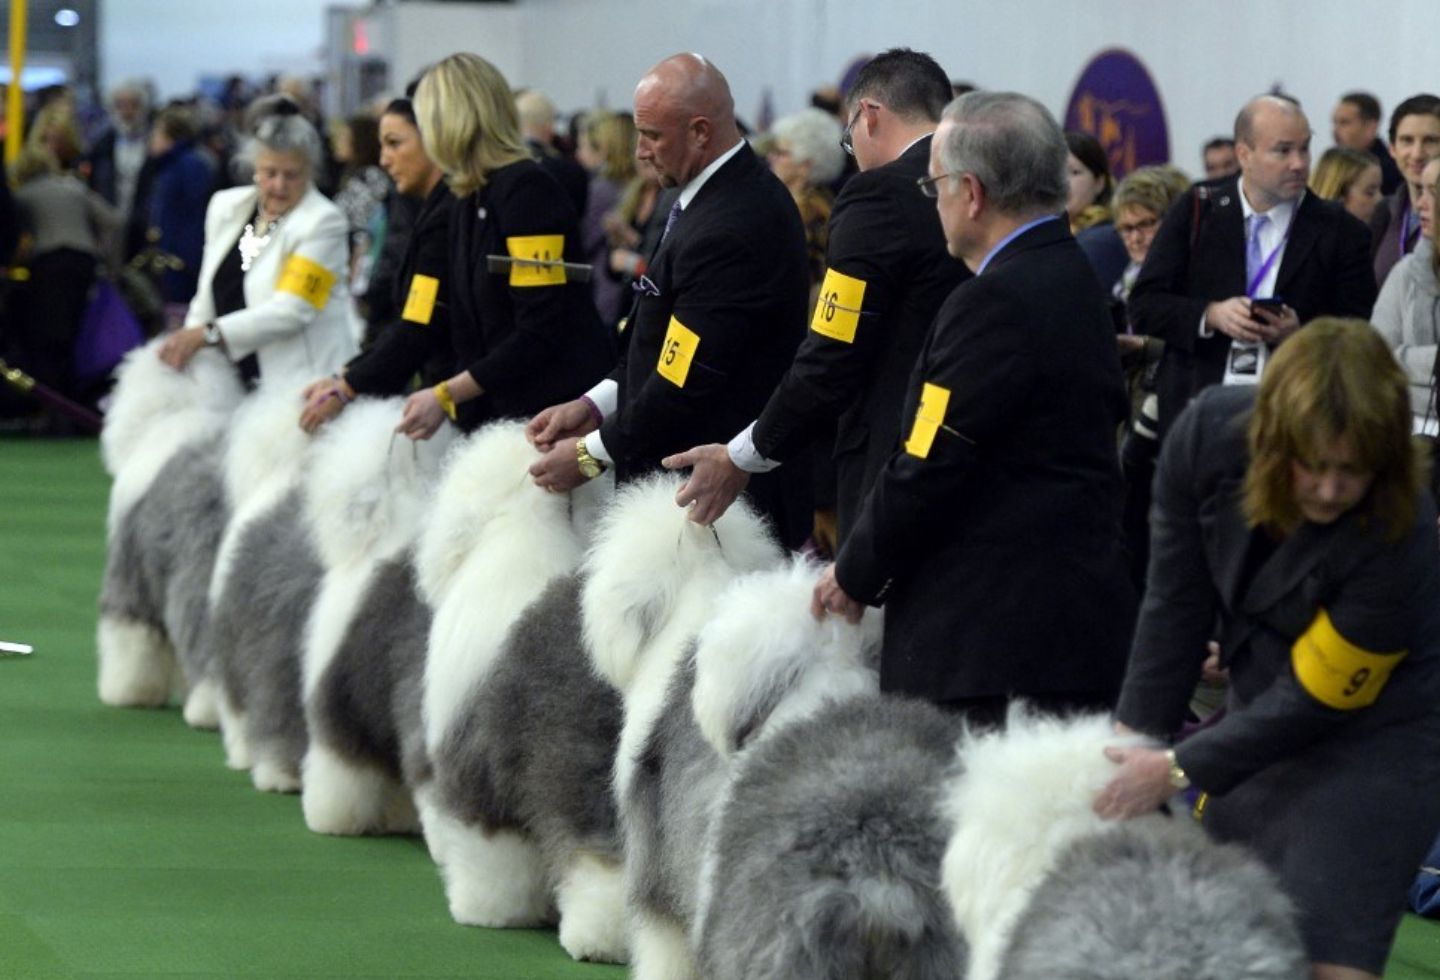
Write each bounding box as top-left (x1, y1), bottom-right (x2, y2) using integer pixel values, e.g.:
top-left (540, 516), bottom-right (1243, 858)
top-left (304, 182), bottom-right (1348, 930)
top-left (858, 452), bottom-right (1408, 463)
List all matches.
top-left (691, 557), bottom-right (880, 758)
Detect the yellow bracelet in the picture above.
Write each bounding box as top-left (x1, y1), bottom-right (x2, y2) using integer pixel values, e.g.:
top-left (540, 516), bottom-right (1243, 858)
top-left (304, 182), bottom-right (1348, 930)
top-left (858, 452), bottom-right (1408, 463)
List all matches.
top-left (433, 380), bottom-right (458, 421)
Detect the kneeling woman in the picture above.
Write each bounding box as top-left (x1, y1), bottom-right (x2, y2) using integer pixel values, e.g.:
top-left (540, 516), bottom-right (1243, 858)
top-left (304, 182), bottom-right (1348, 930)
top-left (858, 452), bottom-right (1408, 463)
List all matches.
top-left (1096, 318), bottom-right (1440, 980)
top-left (160, 96), bottom-right (355, 382)
top-left (395, 53), bottom-right (613, 438)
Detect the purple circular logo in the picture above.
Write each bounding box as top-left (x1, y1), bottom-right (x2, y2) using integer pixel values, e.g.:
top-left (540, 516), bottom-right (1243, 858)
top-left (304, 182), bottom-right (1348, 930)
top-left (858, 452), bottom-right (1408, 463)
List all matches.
top-left (1064, 49), bottom-right (1169, 179)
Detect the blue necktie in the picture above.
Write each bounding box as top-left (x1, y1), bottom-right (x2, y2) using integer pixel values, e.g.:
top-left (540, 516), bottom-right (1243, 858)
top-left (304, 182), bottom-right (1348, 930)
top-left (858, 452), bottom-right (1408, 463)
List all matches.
top-left (1246, 212), bottom-right (1270, 294)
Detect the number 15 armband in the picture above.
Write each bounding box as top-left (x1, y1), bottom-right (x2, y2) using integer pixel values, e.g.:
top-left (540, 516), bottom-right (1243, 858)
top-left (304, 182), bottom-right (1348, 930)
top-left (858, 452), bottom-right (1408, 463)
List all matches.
top-left (1291, 607), bottom-right (1407, 710)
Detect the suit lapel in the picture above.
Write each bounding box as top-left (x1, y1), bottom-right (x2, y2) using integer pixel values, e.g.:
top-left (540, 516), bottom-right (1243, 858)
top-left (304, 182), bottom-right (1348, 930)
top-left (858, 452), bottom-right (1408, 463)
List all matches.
top-left (1240, 519), bottom-right (1341, 616)
top-left (1197, 182), bottom-right (1247, 296)
top-left (1272, 194), bottom-right (1319, 300)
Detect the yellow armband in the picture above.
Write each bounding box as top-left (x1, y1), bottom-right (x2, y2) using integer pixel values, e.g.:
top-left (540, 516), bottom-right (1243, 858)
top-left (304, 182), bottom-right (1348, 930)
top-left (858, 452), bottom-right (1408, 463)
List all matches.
top-left (275, 255), bottom-right (336, 309)
top-left (1291, 607), bottom-right (1407, 710)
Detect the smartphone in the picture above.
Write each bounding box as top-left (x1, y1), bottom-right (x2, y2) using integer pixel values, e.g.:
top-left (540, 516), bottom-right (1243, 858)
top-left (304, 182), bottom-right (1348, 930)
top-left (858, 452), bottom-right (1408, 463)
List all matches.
top-left (1250, 297), bottom-right (1286, 319)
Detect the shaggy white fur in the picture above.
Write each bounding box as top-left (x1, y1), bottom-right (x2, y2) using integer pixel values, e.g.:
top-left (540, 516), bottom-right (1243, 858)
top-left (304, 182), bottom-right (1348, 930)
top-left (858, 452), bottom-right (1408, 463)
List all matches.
top-left (416, 421), bottom-right (586, 752)
top-left (690, 557), bottom-right (882, 759)
top-left (181, 677), bottom-right (221, 729)
top-left (102, 344), bottom-right (244, 533)
top-left (423, 805), bottom-right (553, 927)
top-left (554, 851), bottom-right (629, 963)
top-left (217, 694), bottom-right (252, 770)
top-left (96, 615), bottom-right (176, 707)
top-left (630, 911), bottom-right (700, 980)
top-left (207, 379), bottom-right (315, 605)
top-left (580, 475), bottom-right (782, 802)
top-left (301, 742), bottom-right (419, 836)
top-left (250, 756), bottom-right (301, 794)
top-left (941, 708), bottom-right (1155, 980)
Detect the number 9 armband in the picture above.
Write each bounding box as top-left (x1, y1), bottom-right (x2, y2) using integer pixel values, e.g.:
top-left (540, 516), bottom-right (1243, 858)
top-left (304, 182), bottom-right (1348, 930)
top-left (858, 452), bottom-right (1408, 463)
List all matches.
top-left (1291, 607), bottom-right (1408, 710)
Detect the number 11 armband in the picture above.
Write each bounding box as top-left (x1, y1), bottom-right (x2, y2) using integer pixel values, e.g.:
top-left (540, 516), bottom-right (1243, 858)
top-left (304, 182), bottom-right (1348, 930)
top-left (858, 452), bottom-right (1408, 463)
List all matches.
top-left (1291, 607), bottom-right (1407, 709)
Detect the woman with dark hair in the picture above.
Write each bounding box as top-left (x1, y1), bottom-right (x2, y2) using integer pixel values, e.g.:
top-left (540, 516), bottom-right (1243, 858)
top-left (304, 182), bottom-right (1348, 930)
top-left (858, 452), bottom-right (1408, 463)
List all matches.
top-left (299, 98), bottom-right (455, 432)
top-left (395, 52), bottom-right (612, 438)
top-left (158, 95), bottom-right (355, 383)
top-left (1096, 318), bottom-right (1440, 980)
top-left (331, 113), bottom-right (391, 295)
top-left (1065, 130), bottom-right (1128, 291)
top-left (146, 104), bottom-right (215, 304)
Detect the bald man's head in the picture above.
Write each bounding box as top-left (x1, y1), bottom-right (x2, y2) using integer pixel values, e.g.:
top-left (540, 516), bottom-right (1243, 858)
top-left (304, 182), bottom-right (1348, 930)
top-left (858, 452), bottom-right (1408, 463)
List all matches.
top-left (1234, 95), bottom-right (1312, 209)
top-left (633, 53), bottom-right (741, 188)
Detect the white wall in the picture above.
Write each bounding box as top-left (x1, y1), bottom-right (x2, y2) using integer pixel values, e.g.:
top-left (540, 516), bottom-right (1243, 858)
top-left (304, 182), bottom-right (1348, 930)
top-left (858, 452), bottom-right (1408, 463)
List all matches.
top-left (101, 0), bottom-right (1440, 170)
top-left (99, 0), bottom-right (338, 97)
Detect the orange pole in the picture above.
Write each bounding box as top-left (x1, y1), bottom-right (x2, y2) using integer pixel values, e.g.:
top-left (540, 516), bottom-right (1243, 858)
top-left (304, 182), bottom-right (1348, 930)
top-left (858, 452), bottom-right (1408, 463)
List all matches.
top-left (5, 0), bottom-right (28, 165)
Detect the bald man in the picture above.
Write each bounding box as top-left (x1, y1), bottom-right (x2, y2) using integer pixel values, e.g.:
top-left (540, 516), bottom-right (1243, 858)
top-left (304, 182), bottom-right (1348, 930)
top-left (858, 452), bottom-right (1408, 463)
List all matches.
top-left (528, 54), bottom-right (812, 546)
top-left (1130, 94), bottom-right (1375, 435)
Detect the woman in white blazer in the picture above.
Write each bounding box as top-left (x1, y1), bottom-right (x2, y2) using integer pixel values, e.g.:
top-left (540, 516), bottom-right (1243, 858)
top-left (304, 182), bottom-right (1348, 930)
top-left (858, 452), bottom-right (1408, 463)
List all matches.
top-left (158, 97), bottom-right (356, 385)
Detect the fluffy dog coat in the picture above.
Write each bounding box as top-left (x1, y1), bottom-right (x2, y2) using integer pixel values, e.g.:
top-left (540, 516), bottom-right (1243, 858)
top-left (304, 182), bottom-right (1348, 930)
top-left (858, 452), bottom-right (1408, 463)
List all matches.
top-left (414, 421), bottom-right (609, 934)
top-left (942, 710), bottom-right (1307, 980)
top-left (297, 398), bottom-right (455, 836)
top-left (96, 342), bottom-right (243, 712)
top-left (580, 476), bottom-right (783, 980)
top-left (687, 560), bottom-right (966, 980)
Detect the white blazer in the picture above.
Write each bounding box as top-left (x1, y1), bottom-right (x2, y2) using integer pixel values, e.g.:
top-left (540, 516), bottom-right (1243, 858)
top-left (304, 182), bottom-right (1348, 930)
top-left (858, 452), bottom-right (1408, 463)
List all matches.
top-left (185, 184), bottom-right (357, 383)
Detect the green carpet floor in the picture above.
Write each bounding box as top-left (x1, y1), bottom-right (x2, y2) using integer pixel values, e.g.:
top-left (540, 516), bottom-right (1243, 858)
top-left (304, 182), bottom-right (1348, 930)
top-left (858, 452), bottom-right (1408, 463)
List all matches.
top-left (2, 437), bottom-right (1438, 978)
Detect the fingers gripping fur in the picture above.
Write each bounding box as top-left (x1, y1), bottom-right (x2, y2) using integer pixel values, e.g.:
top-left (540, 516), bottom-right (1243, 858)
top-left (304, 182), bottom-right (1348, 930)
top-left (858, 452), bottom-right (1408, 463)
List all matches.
top-left (691, 558), bottom-right (881, 758)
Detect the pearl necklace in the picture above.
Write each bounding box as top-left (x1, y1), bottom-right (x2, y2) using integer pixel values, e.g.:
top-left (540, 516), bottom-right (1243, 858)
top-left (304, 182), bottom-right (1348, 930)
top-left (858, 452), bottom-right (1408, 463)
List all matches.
top-left (238, 212), bottom-right (283, 271)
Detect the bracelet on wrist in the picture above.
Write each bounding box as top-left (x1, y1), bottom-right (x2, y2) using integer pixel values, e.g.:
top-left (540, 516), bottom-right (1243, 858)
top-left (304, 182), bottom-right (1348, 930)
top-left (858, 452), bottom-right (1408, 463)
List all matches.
top-left (433, 380), bottom-right (458, 421)
top-left (579, 394), bottom-right (604, 429)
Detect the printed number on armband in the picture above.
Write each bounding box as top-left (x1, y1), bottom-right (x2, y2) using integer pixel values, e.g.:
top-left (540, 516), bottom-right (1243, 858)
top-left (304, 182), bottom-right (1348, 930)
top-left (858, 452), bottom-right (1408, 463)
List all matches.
top-left (810, 268), bottom-right (866, 344)
top-left (1290, 607), bottom-right (1407, 709)
top-left (656, 317), bottom-right (700, 388)
top-left (276, 255), bottom-right (336, 310)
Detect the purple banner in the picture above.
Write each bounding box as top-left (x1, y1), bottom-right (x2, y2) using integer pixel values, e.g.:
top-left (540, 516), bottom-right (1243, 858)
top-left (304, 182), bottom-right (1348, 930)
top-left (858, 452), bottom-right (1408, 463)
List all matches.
top-left (1064, 48), bottom-right (1170, 179)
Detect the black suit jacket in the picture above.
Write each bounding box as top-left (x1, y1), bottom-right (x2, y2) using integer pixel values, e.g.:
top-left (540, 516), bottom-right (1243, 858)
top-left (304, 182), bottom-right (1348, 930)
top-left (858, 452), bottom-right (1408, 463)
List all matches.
top-left (751, 136), bottom-right (970, 542)
top-left (344, 181), bottom-right (458, 395)
top-left (600, 143), bottom-right (812, 546)
top-left (836, 218), bottom-right (1135, 703)
top-left (1129, 177), bottom-right (1376, 433)
top-left (449, 159), bottom-right (614, 429)
top-left (1118, 385), bottom-right (1440, 794)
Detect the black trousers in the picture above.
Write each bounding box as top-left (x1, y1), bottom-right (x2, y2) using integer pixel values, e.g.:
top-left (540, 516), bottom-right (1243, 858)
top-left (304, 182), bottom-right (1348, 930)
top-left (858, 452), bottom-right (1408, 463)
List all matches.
top-left (15, 248), bottom-right (97, 401)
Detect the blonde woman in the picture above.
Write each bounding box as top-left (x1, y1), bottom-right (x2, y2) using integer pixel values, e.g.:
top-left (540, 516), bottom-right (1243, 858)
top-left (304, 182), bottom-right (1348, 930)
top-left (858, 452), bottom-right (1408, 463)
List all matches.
top-left (396, 53), bottom-right (612, 438)
top-left (575, 110), bottom-right (638, 327)
top-left (1312, 147), bottom-right (1383, 224)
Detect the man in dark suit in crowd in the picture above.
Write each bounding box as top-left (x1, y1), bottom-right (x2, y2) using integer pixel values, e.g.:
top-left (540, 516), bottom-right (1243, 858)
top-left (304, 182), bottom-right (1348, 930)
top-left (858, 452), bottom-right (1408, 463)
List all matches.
top-left (1331, 91), bottom-right (1403, 195)
top-left (1131, 94), bottom-right (1376, 436)
top-left (527, 53), bottom-right (812, 547)
top-left (516, 88), bottom-right (589, 218)
top-left (661, 48), bottom-right (969, 546)
top-left (1369, 94), bottom-right (1440, 289)
top-left (812, 91), bottom-right (1135, 720)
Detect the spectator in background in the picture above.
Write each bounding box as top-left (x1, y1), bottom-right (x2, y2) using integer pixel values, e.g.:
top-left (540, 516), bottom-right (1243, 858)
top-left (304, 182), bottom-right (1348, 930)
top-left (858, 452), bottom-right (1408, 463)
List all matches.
top-left (1371, 155), bottom-right (1440, 436)
top-left (1066, 130), bottom-right (1128, 292)
top-left (1371, 95), bottom-right (1440, 289)
top-left (28, 99), bottom-right (85, 172)
top-left (604, 164), bottom-right (672, 300)
top-left (515, 88), bottom-right (588, 215)
top-left (331, 113), bottom-right (391, 298)
top-left (765, 108), bottom-right (846, 293)
top-left (145, 104), bottom-right (215, 304)
top-left (86, 81), bottom-right (151, 224)
top-left (1202, 136), bottom-right (1239, 179)
top-left (1311, 146), bottom-right (1383, 225)
top-left (1331, 90), bottom-right (1403, 195)
top-left (575, 110), bottom-right (638, 328)
top-left (10, 145), bottom-right (122, 418)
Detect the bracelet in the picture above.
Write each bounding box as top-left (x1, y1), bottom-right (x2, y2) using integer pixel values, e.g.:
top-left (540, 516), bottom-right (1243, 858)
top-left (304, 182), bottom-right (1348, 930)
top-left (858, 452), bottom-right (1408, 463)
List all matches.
top-left (1165, 749), bottom-right (1191, 791)
top-left (333, 373), bottom-right (355, 403)
top-left (433, 380), bottom-right (458, 421)
top-left (579, 394), bottom-right (604, 429)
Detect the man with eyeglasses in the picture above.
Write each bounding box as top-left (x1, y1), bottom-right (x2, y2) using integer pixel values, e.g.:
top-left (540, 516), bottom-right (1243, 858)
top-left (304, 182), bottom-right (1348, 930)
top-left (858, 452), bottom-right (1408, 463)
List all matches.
top-left (662, 49), bottom-right (968, 549)
top-left (812, 91), bottom-right (1135, 722)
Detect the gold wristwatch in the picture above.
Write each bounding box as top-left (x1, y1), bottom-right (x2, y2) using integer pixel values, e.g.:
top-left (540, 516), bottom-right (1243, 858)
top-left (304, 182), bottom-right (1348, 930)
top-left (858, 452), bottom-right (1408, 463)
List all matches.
top-left (1165, 749), bottom-right (1191, 790)
top-left (576, 438), bottom-right (606, 480)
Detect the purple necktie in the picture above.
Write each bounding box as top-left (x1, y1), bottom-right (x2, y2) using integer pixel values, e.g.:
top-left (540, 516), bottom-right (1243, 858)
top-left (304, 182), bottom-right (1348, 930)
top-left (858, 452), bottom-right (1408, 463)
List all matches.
top-left (661, 200), bottom-right (683, 243)
top-left (1245, 213), bottom-right (1270, 295)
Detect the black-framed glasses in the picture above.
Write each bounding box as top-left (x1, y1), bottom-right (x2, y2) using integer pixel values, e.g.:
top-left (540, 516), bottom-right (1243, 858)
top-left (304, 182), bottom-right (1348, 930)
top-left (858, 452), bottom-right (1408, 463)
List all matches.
top-left (916, 171), bottom-right (958, 198)
top-left (839, 102), bottom-right (867, 156)
top-left (1115, 216), bottom-right (1160, 238)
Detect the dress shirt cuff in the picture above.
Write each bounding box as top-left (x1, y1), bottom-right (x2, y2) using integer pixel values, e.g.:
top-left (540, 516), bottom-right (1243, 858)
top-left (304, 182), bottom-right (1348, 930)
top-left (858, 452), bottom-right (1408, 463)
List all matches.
top-left (583, 431), bottom-right (614, 466)
top-left (584, 378), bottom-right (619, 418)
top-left (726, 421), bottom-right (782, 474)
top-left (1198, 310), bottom-right (1213, 339)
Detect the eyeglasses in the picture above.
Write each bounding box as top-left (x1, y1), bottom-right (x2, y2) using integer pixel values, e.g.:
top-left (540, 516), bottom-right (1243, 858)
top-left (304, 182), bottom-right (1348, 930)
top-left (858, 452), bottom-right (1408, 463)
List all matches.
top-left (839, 101), bottom-right (871, 157)
top-left (1115, 216), bottom-right (1160, 238)
top-left (916, 171), bottom-right (959, 198)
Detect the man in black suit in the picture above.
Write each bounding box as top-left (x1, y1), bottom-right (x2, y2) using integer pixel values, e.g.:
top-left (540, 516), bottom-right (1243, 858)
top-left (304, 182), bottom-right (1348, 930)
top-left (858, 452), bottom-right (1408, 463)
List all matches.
top-left (528, 53), bottom-right (812, 547)
top-left (660, 48), bottom-right (970, 547)
top-left (812, 92), bottom-right (1135, 719)
top-left (1131, 95), bottom-right (1377, 435)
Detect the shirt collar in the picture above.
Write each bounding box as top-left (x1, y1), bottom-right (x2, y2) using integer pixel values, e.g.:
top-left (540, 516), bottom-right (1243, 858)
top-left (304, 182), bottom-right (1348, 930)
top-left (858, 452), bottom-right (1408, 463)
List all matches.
top-left (678, 139), bottom-right (745, 211)
top-left (976, 213), bottom-right (1061, 275)
top-left (1237, 176), bottom-right (1300, 234)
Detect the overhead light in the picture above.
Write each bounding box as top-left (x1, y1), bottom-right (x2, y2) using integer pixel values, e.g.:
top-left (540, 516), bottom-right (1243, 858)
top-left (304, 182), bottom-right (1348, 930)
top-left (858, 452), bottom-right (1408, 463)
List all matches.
top-left (55, 9), bottom-right (81, 27)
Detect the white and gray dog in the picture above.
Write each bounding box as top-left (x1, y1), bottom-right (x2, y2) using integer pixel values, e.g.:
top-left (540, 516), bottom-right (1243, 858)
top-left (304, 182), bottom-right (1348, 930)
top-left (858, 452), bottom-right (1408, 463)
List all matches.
top-left (297, 396), bottom-right (456, 837)
top-left (943, 709), bottom-right (1308, 980)
top-left (96, 340), bottom-right (244, 718)
top-left (205, 378), bottom-right (321, 792)
top-left (413, 421), bottom-right (612, 940)
top-left (688, 560), bottom-right (968, 980)
top-left (580, 475), bottom-right (782, 980)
